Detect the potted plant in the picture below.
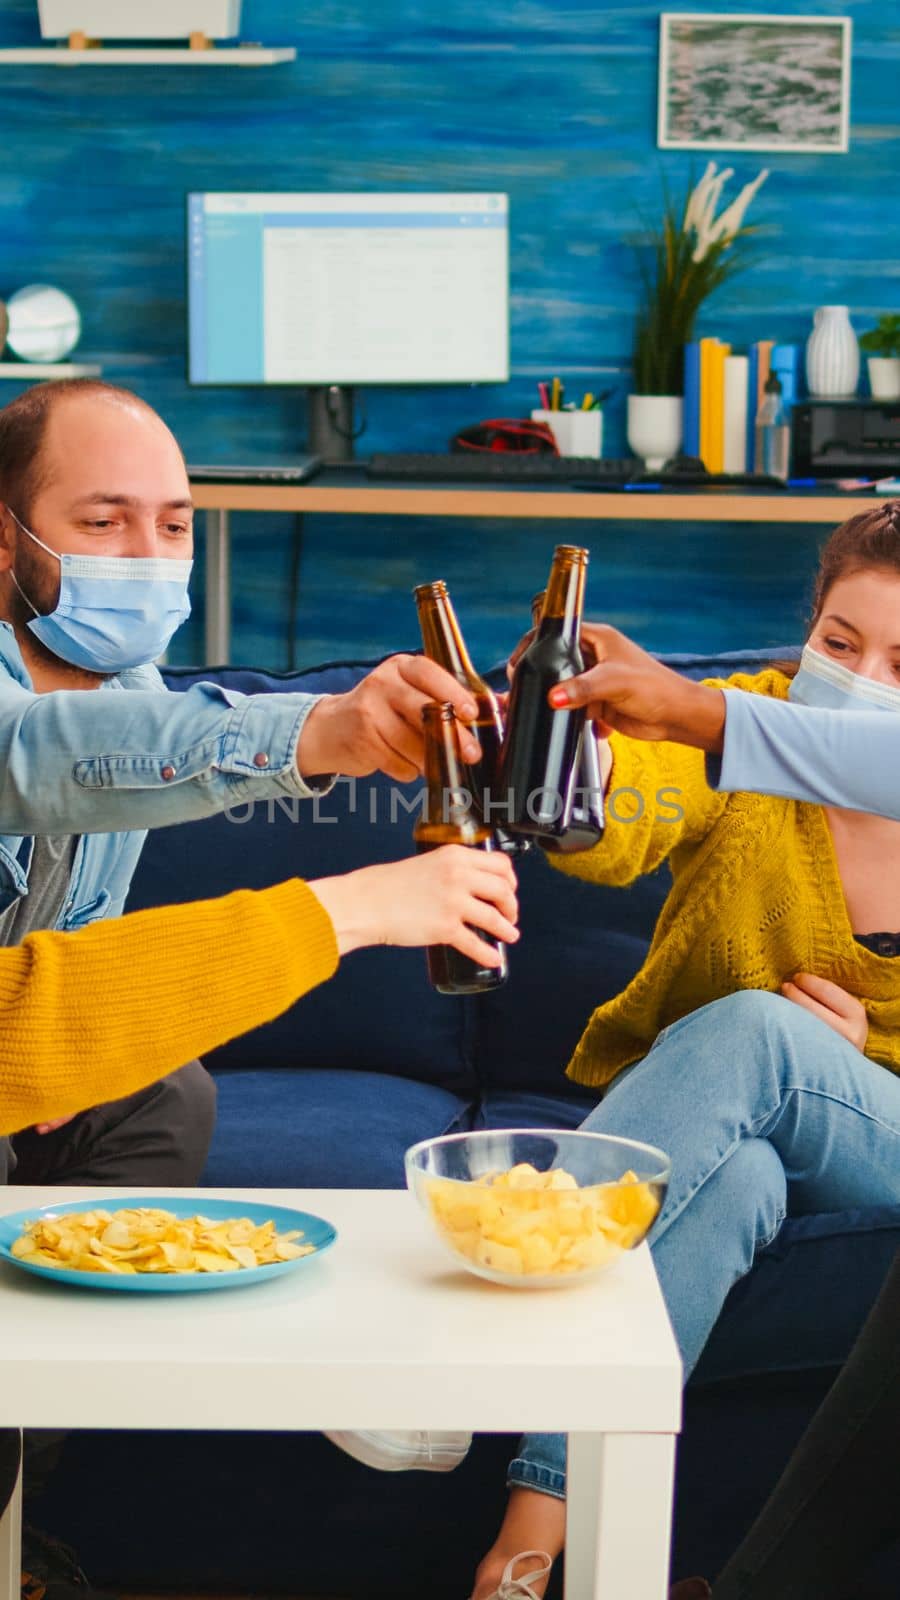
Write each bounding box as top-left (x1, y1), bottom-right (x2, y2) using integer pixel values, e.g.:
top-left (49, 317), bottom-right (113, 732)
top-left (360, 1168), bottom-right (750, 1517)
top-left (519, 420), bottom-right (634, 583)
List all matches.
top-left (859, 316), bottom-right (900, 401)
top-left (37, 0), bottom-right (242, 38)
top-left (629, 162), bottom-right (768, 468)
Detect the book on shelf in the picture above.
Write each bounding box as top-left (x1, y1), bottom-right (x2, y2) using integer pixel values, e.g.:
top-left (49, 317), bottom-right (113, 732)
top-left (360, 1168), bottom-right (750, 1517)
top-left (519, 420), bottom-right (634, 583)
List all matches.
top-left (683, 341), bottom-right (701, 457)
top-left (747, 346), bottom-right (758, 465)
top-left (699, 337), bottom-right (719, 470)
top-left (724, 354), bottom-right (749, 474)
top-left (700, 339), bottom-right (729, 472)
top-left (711, 340), bottom-right (731, 472)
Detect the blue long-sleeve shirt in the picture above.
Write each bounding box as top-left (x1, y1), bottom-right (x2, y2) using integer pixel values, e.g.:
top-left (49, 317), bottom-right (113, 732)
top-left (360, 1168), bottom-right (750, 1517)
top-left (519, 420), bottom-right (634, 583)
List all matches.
top-left (709, 690), bottom-right (900, 820)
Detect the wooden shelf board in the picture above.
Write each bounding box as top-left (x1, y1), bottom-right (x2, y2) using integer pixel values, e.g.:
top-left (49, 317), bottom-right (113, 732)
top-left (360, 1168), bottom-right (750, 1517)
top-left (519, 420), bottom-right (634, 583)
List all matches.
top-left (0, 362), bottom-right (102, 378)
top-left (0, 46), bottom-right (295, 65)
top-left (189, 482), bottom-right (885, 523)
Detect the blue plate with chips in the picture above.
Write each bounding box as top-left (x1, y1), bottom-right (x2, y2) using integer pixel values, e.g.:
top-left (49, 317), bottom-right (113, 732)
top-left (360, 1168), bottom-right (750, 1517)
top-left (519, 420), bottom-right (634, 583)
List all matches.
top-left (0, 1195), bottom-right (337, 1292)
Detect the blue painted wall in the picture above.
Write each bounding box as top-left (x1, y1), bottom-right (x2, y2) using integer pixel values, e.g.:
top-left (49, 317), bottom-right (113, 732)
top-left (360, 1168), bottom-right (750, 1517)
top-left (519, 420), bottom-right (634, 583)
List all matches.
top-left (0, 0), bottom-right (895, 667)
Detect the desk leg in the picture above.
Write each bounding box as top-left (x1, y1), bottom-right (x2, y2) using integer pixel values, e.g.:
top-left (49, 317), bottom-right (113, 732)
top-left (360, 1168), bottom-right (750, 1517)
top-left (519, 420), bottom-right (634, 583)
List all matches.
top-left (286, 513), bottom-right (305, 671)
top-left (565, 1431), bottom-right (675, 1600)
top-left (205, 509), bottom-right (231, 665)
top-left (0, 1452), bottom-right (21, 1600)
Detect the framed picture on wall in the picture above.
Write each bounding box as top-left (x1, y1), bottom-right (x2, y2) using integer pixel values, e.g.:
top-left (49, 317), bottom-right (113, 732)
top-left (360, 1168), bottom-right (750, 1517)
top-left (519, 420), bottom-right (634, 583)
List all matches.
top-left (658, 13), bottom-right (852, 153)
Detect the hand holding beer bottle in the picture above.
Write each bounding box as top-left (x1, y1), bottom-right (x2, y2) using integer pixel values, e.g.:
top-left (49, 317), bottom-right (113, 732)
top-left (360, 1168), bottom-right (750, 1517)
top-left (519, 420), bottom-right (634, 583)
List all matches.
top-left (499, 545), bottom-right (599, 848)
top-left (310, 848), bottom-right (518, 961)
top-left (414, 582), bottom-right (506, 828)
top-left (414, 701), bottom-right (514, 994)
top-left (528, 588), bottom-right (605, 854)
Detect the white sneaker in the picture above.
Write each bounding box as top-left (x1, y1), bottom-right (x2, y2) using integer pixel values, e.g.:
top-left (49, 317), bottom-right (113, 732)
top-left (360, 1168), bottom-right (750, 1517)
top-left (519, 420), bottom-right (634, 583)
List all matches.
top-left (483, 1550), bottom-right (553, 1600)
top-left (323, 1428), bottom-right (472, 1472)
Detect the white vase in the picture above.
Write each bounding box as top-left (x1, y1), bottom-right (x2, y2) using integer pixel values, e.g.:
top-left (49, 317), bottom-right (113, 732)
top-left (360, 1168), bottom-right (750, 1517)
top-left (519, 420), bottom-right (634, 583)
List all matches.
top-left (626, 394), bottom-right (683, 470)
top-left (37, 0), bottom-right (241, 37)
top-left (867, 357), bottom-right (900, 402)
top-left (805, 306), bottom-right (860, 399)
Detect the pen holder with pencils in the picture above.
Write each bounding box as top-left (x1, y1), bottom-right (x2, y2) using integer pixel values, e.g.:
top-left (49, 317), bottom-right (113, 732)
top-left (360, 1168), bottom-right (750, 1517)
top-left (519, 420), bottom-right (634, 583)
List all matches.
top-left (531, 408), bottom-right (603, 458)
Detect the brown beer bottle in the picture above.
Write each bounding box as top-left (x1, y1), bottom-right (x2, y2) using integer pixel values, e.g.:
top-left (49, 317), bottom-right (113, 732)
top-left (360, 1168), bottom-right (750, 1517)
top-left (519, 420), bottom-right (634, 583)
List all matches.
top-left (529, 590), bottom-right (605, 854)
top-left (498, 545), bottom-right (590, 842)
top-left (413, 701), bottom-right (508, 995)
top-left (414, 580), bottom-right (506, 832)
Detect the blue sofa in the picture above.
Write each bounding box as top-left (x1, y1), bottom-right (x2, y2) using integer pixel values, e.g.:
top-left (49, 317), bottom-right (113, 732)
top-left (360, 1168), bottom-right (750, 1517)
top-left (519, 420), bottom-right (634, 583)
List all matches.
top-left (35, 650), bottom-right (900, 1598)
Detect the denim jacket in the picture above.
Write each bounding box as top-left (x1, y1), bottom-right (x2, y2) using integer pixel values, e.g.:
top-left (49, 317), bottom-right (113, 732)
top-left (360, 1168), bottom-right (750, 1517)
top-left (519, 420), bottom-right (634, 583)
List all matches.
top-left (0, 624), bottom-right (327, 931)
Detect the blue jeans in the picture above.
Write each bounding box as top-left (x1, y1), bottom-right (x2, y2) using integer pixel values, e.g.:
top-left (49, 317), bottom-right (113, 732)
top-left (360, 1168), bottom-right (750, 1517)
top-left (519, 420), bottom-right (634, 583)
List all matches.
top-left (508, 990), bottom-right (900, 1500)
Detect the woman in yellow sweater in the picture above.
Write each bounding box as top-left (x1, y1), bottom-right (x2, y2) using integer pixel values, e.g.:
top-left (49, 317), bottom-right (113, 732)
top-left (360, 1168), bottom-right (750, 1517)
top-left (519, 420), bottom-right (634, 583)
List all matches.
top-left (471, 506), bottom-right (900, 1600)
top-left (0, 844), bottom-right (518, 1137)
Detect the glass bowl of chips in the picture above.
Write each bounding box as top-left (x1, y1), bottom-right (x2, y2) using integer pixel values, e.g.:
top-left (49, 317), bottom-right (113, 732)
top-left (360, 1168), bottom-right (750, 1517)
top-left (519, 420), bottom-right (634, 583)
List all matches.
top-left (405, 1129), bottom-right (669, 1288)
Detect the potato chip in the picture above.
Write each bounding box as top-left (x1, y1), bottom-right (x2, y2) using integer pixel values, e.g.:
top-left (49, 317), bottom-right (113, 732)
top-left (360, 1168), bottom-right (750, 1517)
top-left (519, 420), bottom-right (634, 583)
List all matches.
top-left (10, 1207), bottom-right (316, 1275)
top-left (426, 1163), bottom-right (661, 1278)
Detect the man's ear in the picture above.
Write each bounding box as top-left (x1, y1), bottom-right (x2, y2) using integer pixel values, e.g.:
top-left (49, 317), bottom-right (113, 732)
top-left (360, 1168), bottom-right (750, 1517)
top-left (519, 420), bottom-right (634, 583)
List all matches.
top-left (0, 506), bottom-right (17, 573)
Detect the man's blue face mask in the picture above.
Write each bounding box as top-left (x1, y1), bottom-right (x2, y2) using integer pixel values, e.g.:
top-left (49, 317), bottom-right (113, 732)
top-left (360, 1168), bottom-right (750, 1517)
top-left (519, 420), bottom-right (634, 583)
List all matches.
top-left (788, 642), bottom-right (900, 714)
top-left (8, 510), bottom-right (192, 674)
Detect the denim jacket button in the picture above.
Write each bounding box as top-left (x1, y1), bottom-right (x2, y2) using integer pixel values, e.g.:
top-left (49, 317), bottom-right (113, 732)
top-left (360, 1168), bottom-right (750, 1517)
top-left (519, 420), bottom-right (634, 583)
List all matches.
top-left (161, 763), bottom-right (177, 781)
top-left (253, 751), bottom-right (270, 769)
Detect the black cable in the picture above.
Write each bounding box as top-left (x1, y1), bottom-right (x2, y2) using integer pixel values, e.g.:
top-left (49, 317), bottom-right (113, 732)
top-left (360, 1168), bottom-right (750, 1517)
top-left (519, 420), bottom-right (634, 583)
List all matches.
top-left (327, 387), bottom-right (368, 442)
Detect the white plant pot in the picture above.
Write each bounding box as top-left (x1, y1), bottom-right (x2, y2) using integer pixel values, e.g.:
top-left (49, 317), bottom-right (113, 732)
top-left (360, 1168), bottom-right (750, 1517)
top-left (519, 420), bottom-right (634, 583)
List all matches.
top-left (626, 394), bottom-right (683, 470)
top-left (37, 0), bottom-right (242, 38)
top-left (805, 305), bottom-right (860, 399)
top-left (867, 357), bottom-right (900, 402)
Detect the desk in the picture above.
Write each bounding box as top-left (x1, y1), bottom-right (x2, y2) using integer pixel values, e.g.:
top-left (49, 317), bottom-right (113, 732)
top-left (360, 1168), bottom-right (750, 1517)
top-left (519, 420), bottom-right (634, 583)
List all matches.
top-left (0, 1186), bottom-right (681, 1600)
top-left (191, 474), bottom-right (884, 663)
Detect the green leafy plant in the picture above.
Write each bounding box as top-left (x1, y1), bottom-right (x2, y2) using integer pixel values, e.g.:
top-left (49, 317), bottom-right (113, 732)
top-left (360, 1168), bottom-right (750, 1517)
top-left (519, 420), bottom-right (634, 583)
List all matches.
top-left (859, 315), bottom-right (900, 358)
top-left (633, 163), bottom-right (768, 396)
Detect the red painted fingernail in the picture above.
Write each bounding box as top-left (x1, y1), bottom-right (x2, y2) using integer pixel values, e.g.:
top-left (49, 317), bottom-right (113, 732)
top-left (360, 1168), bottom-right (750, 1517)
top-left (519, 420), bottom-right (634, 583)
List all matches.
top-left (549, 687), bottom-right (569, 707)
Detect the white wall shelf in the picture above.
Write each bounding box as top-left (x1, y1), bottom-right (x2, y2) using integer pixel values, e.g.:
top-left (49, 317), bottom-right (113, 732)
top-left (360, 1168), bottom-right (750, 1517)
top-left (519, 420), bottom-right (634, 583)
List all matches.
top-left (0, 45), bottom-right (295, 65)
top-left (0, 363), bottom-right (102, 378)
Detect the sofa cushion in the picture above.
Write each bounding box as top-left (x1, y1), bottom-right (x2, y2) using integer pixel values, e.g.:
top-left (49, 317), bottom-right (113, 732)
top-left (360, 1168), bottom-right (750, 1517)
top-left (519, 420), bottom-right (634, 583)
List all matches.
top-left (473, 848), bottom-right (669, 1092)
top-left (693, 1204), bottom-right (900, 1383)
top-left (202, 1068), bottom-right (472, 1188)
top-left (131, 789), bottom-right (475, 1089)
top-left (650, 645), bottom-right (799, 680)
top-left (476, 1085), bottom-right (600, 1129)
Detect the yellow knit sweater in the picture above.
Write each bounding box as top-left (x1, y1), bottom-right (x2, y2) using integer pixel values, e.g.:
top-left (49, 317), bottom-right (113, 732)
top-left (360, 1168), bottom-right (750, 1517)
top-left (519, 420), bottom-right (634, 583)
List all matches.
top-left (552, 669), bottom-right (900, 1088)
top-left (0, 879), bottom-right (338, 1135)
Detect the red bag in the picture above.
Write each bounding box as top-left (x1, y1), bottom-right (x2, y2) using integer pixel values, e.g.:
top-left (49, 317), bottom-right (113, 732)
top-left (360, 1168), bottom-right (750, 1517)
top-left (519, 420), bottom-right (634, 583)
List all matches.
top-left (451, 418), bottom-right (559, 455)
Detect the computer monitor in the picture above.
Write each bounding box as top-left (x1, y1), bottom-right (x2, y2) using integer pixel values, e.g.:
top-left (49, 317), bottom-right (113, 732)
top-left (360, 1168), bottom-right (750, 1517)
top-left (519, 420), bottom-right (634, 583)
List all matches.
top-left (188, 192), bottom-right (509, 391)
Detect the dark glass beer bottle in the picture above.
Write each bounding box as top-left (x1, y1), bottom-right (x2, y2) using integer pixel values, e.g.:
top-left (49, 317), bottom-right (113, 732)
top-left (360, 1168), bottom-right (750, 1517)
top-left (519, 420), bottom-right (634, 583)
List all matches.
top-left (529, 590), bottom-right (605, 854)
top-left (498, 545), bottom-right (590, 842)
top-left (414, 580), bottom-right (506, 833)
top-left (413, 701), bottom-right (509, 995)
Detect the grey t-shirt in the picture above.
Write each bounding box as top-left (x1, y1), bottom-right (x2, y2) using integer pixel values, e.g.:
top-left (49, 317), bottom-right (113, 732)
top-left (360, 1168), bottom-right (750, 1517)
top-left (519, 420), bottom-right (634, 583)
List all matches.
top-left (0, 834), bottom-right (76, 948)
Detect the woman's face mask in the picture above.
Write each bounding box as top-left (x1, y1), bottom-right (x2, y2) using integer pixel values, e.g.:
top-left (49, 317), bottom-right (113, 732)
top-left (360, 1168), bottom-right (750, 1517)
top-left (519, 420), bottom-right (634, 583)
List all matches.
top-left (788, 642), bottom-right (900, 714)
top-left (8, 510), bottom-right (193, 674)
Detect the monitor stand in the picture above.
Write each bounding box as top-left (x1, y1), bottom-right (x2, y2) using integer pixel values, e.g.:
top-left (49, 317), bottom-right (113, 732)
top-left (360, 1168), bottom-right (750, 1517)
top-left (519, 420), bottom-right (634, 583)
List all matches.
top-left (307, 385), bottom-right (357, 463)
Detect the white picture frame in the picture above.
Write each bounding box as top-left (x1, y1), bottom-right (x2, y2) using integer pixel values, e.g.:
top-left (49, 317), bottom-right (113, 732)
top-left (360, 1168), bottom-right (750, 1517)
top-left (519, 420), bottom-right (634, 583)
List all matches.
top-left (36, 0), bottom-right (242, 38)
top-left (658, 13), bottom-right (852, 153)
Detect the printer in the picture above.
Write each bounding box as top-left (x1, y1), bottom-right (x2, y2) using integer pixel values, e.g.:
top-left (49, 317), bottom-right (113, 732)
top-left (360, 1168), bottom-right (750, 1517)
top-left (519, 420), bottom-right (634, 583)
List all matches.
top-left (792, 399), bottom-right (900, 478)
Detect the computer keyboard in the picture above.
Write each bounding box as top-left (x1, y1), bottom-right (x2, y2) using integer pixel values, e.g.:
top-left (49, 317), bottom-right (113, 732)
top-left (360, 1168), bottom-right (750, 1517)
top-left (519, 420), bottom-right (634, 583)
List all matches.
top-left (368, 452), bottom-right (632, 482)
top-left (365, 453), bottom-right (786, 488)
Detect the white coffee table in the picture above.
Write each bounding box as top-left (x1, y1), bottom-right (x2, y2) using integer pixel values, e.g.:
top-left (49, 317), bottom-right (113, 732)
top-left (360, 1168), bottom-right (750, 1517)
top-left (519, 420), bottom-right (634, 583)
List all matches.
top-left (0, 1187), bottom-right (681, 1599)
